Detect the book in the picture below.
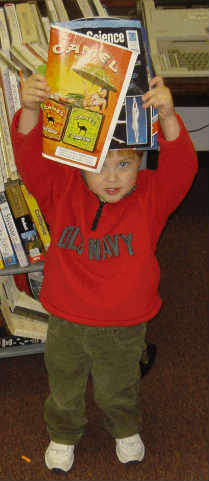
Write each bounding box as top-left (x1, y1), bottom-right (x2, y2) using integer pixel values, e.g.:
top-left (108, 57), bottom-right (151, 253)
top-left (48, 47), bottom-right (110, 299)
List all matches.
top-left (0, 49), bottom-right (21, 74)
top-left (0, 326), bottom-right (44, 348)
top-left (0, 282), bottom-right (48, 341)
top-left (0, 87), bottom-right (18, 180)
top-left (0, 7), bottom-right (10, 50)
top-left (42, 24), bottom-right (138, 172)
top-left (44, 0), bottom-right (59, 22)
top-left (72, 0), bottom-right (95, 18)
top-left (2, 274), bottom-right (49, 318)
top-left (29, 1), bottom-right (49, 48)
top-left (26, 270), bottom-right (44, 300)
top-left (41, 15), bottom-right (51, 43)
top-left (5, 181), bottom-right (46, 264)
top-left (52, 0), bottom-right (70, 22)
top-left (64, 17), bottom-right (157, 151)
top-left (0, 54), bottom-right (21, 126)
top-left (0, 190), bottom-right (29, 268)
top-left (0, 56), bottom-right (15, 125)
top-left (20, 183), bottom-right (51, 252)
top-left (3, 2), bottom-right (22, 46)
top-left (0, 210), bottom-right (18, 267)
top-left (89, 0), bottom-right (108, 16)
top-left (15, 2), bottom-right (39, 44)
top-left (8, 68), bottom-right (21, 117)
top-left (0, 251), bottom-right (4, 269)
top-left (26, 42), bottom-right (48, 64)
top-left (10, 44), bottom-right (46, 73)
top-left (0, 124), bottom-right (8, 184)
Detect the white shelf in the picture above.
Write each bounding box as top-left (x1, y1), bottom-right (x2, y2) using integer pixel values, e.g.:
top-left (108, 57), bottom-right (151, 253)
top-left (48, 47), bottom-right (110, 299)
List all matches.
top-left (0, 342), bottom-right (45, 358)
top-left (0, 261), bottom-right (44, 276)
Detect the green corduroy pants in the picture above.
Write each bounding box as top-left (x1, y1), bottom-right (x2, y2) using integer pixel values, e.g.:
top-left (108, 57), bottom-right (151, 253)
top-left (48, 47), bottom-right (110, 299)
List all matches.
top-left (44, 315), bottom-right (147, 445)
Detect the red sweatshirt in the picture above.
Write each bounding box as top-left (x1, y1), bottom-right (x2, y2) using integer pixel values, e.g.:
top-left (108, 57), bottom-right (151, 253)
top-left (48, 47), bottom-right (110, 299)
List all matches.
top-left (11, 111), bottom-right (198, 326)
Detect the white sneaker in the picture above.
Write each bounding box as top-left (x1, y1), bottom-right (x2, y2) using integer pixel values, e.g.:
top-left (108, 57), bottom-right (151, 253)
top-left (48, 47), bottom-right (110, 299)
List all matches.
top-left (45, 440), bottom-right (75, 472)
top-left (115, 433), bottom-right (145, 464)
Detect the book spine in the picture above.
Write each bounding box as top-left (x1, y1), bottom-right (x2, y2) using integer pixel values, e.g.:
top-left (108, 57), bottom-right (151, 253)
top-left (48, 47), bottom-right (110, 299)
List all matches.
top-left (0, 59), bottom-right (15, 125)
top-left (76, 0), bottom-right (95, 16)
top-left (0, 118), bottom-right (10, 182)
top-left (0, 249), bottom-right (4, 269)
top-left (0, 87), bottom-right (18, 180)
top-left (5, 181), bottom-right (46, 264)
top-left (89, 0), bottom-right (108, 16)
top-left (10, 46), bottom-right (36, 73)
top-left (0, 7), bottom-right (10, 50)
top-left (0, 191), bottom-right (29, 267)
top-left (20, 183), bottom-right (51, 251)
top-left (0, 210), bottom-right (18, 266)
top-left (13, 45), bottom-right (44, 71)
top-left (44, 0), bottom-right (59, 22)
top-left (25, 43), bottom-right (48, 64)
top-left (0, 335), bottom-right (43, 348)
top-left (52, 0), bottom-right (69, 22)
top-left (29, 1), bottom-right (49, 47)
top-left (40, 16), bottom-right (50, 44)
top-left (0, 131), bottom-right (7, 185)
top-left (3, 3), bottom-right (22, 46)
top-left (8, 70), bottom-right (21, 115)
top-left (15, 2), bottom-right (39, 44)
top-left (0, 50), bottom-right (21, 74)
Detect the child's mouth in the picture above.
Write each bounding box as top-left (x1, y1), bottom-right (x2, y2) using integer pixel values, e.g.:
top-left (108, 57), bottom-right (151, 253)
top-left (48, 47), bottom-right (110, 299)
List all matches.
top-left (105, 188), bottom-right (120, 195)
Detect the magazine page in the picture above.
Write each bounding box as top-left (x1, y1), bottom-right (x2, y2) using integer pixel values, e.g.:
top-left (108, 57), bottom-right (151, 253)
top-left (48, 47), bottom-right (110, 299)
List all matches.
top-left (42, 25), bottom-right (138, 172)
top-left (58, 17), bottom-right (158, 151)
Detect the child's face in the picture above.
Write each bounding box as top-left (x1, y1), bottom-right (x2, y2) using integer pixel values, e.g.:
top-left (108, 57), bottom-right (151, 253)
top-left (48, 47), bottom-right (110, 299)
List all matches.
top-left (84, 150), bottom-right (142, 203)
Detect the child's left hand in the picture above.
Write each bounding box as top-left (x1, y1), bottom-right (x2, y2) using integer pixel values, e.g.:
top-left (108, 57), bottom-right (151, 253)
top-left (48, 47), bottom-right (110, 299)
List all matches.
top-left (142, 76), bottom-right (180, 141)
top-left (142, 76), bottom-right (174, 121)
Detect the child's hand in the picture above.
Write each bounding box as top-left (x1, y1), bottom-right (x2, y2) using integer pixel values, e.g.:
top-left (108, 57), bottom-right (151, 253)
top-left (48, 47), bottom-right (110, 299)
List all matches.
top-left (21, 74), bottom-right (51, 111)
top-left (142, 76), bottom-right (174, 121)
top-left (142, 76), bottom-right (180, 141)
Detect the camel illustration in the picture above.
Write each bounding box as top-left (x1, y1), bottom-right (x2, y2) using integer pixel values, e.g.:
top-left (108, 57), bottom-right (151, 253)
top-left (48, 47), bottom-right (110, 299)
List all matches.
top-left (46, 112), bottom-right (55, 125)
top-left (77, 122), bottom-right (87, 135)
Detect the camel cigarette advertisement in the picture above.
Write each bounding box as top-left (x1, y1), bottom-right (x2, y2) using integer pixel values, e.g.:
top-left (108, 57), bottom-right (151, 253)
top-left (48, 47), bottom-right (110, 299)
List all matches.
top-left (59, 18), bottom-right (158, 151)
top-left (42, 25), bottom-right (138, 172)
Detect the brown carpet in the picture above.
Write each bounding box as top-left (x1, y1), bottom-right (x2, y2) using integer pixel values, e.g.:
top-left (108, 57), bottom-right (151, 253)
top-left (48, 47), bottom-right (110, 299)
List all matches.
top-left (0, 167), bottom-right (208, 481)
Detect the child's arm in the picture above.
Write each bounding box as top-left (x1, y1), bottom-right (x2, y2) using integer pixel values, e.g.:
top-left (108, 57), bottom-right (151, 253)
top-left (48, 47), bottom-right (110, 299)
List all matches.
top-left (18, 74), bottom-right (51, 134)
top-left (142, 76), bottom-right (180, 141)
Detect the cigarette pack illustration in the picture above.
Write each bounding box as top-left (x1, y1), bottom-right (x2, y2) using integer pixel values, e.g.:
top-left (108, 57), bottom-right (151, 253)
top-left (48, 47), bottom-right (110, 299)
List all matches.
top-left (42, 24), bottom-right (138, 172)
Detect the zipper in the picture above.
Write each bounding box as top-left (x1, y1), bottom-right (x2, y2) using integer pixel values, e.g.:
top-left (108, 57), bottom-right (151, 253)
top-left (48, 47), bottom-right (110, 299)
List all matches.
top-left (91, 200), bottom-right (106, 231)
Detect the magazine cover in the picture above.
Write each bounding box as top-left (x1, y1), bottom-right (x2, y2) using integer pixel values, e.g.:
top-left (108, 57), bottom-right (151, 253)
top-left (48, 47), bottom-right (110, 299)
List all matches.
top-left (58, 17), bottom-right (158, 151)
top-left (42, 25), bottom-right (138, 172)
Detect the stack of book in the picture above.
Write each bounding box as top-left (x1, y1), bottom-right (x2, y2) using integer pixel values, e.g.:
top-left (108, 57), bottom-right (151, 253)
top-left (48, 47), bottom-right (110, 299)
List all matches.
top-left (0, 178), bottom-right (51, 272)
top-left (0, 273), bottom-right (48, 356)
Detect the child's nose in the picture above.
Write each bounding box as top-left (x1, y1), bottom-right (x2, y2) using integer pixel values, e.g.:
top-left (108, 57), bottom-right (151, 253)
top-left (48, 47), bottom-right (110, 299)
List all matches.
top-left (104, 168), bottom-right (117, 183)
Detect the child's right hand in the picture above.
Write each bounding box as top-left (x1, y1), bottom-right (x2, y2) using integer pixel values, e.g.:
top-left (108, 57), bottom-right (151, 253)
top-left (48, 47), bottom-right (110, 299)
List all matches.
top-left (21, 73), bottom-right (51, 111)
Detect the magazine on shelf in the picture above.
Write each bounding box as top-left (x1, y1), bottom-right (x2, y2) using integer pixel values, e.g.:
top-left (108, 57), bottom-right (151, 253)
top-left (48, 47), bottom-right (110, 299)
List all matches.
top-left (56, 17), bottom-right (158, 152)
top-left (42, 24), bottom-right (138, 172)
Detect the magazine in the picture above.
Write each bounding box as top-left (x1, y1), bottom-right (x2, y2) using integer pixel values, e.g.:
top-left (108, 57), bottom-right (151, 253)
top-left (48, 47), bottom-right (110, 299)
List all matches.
top-left (42, 24), bottom-right (138, 172)
top-left (57, 17), bottom-right (158, 151)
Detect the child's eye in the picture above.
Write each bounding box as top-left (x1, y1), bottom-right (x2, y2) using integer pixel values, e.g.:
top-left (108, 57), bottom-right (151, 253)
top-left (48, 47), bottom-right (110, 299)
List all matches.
top-left (120, 161), bottom-right (129, 168)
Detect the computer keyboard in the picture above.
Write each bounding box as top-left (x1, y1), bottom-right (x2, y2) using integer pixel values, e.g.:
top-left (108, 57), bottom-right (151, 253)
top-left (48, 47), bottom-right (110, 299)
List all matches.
top-left (158, 40), bottom-right (209, 76)
top-left (167, 49), bottom-right (209, 71)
